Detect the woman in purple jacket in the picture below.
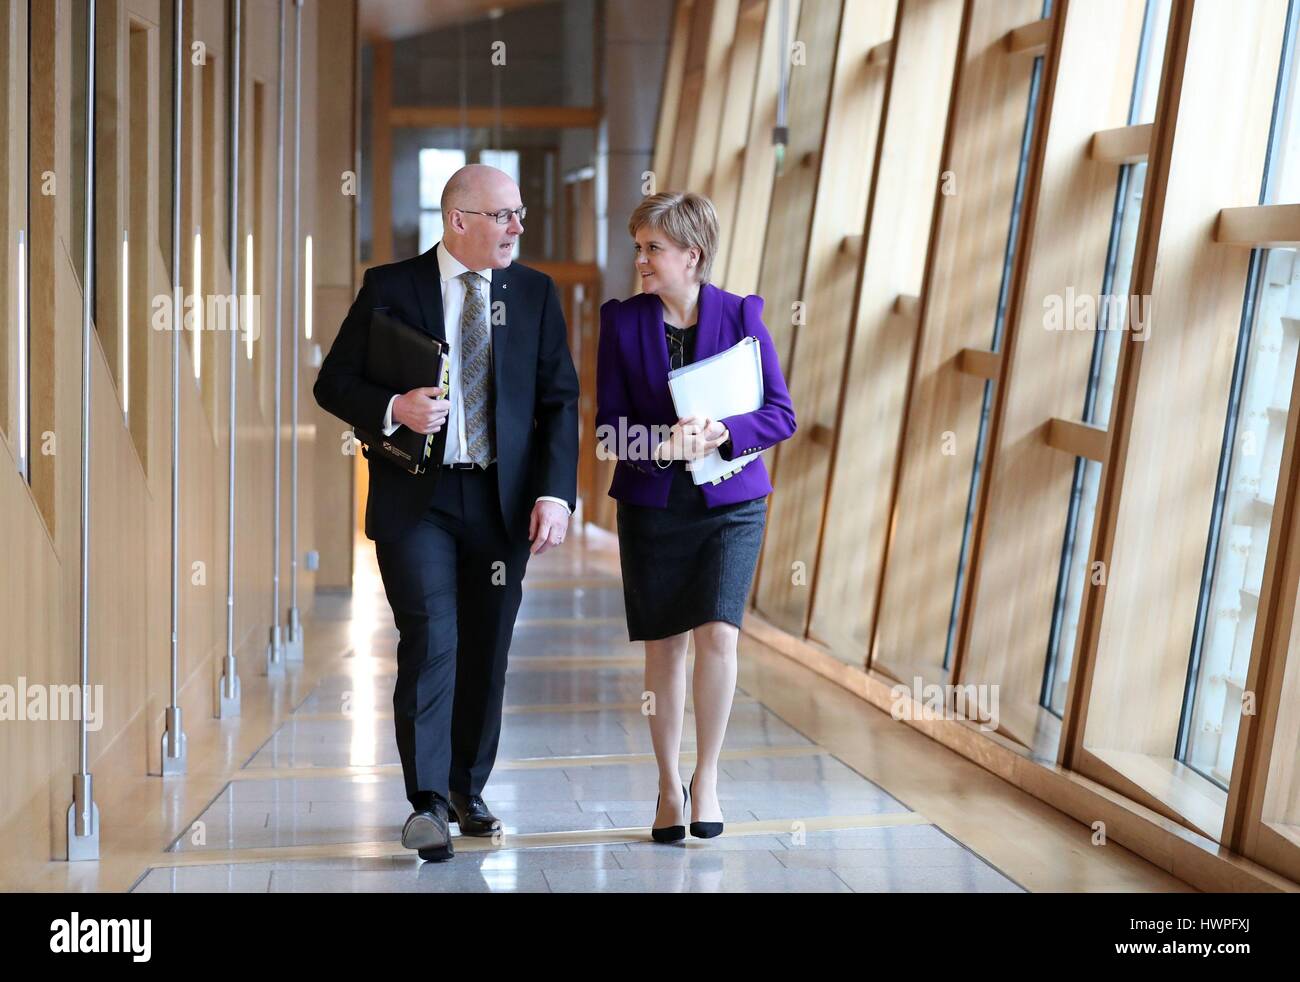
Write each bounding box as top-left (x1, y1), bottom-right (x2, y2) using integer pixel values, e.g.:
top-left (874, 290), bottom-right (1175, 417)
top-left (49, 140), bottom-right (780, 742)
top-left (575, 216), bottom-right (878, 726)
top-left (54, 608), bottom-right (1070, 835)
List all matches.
top-left (596, 191), bottom-right (797, 843)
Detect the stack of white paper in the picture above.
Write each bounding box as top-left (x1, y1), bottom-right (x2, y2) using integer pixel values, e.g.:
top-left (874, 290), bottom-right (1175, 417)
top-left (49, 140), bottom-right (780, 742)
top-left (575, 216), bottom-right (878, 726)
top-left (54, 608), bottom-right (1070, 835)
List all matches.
top-left (667, 335), bottom-right (765, 485)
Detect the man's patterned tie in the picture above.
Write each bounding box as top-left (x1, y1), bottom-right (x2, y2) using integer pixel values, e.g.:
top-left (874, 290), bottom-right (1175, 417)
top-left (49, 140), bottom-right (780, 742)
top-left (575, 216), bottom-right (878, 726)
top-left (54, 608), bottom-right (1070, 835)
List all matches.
top-left (459, 271), bottom-right (494, 465)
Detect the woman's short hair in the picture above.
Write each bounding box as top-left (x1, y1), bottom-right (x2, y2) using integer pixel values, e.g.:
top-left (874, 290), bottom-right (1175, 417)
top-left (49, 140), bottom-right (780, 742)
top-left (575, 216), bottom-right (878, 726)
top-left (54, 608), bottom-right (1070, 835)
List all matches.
top-left (628, 191), bottom-right (719, 283)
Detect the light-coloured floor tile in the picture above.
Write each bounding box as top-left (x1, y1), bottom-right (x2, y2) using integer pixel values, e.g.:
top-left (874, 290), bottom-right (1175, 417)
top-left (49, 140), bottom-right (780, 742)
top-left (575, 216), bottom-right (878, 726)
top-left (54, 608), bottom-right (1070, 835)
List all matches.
top-left (542, 867), bottom-right (854, 893)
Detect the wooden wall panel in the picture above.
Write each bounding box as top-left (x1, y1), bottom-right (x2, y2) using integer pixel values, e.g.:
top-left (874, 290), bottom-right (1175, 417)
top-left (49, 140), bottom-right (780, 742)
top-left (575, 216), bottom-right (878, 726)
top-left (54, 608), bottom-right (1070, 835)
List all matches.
top-left (753, 0), bottom-right (896, 636)
top-left (870, 0), bottom-right (1046, 685)
top-left (753, 0), bottom-right (842, 371)
top-left (958, 0), bottom-right (1145, 749)
top-left (665, 0), bottom-right (718, 190)
top-left (809, 0), bottom-right (965, 661)
top-left (0, 0), bottom-right (355, 868)
top-left (684, 0), bottom-right (740, 192)
top-left (312, 2), bottom-right (358, 590)
top-left (650, 0), bottom-right (692, 187)
top-left (706, 0), bottom-right (765, 279)
top-left (721, 0), bottom-right (800, 295)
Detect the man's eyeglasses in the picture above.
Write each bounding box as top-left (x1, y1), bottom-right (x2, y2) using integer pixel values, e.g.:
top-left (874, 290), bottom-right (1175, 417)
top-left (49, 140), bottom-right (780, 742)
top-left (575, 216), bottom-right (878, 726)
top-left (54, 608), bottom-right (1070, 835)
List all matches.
top-left (459, 206), bottom-right (527, 225)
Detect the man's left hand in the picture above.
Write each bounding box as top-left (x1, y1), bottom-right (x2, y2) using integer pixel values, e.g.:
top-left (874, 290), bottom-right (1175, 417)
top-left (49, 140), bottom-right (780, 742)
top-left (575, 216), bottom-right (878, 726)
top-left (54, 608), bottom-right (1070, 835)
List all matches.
top-left (529, 499), bottom-right (571, 556)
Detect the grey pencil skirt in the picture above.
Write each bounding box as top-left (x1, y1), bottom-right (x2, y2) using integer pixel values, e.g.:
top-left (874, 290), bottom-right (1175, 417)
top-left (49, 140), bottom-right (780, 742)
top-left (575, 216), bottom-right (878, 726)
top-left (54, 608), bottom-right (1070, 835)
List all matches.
top-left (616, 463), bottom-right (768, 642)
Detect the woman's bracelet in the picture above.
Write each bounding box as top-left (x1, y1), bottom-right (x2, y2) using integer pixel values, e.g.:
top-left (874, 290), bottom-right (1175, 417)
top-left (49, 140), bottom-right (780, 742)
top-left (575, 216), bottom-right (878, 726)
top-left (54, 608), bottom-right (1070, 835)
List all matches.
top-left (653, 442), bottom-right (673, 469)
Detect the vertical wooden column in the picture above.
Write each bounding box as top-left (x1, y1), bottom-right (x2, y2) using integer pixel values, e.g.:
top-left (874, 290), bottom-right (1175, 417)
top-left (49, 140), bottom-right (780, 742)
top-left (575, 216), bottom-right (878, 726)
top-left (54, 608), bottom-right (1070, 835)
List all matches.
top-left (722, 0), bottom-right (800, 295)
top-left (752, 0), bottom-right (896, 637)
top-left (708, 0), bottom-right (766, 280)
top-left (752, 0), bottom-right (843, 370)
top-left (868, 0), bottom-right (1046, 687)
top-left (808, 0), bottom-right (965, 661)
top-left (954, 0), bottom-right (1144, 749)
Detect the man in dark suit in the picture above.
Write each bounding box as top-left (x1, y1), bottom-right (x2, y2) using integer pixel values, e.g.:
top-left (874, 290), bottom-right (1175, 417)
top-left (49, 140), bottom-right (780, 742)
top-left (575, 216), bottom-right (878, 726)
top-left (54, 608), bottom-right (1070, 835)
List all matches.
top-left (314, 164), bottom-right (579, 862)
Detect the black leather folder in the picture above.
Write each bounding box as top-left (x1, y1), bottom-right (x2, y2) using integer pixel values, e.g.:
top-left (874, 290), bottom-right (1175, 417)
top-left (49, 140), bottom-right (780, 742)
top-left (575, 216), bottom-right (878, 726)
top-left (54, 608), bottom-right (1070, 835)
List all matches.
top-left (354, 308), bottom-right (447, 475)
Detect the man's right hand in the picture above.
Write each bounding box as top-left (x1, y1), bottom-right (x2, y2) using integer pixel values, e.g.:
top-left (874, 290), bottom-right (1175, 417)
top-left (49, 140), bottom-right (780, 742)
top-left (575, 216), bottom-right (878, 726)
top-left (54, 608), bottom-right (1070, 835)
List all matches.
top-left (392, 386), bottom-right (450, 435)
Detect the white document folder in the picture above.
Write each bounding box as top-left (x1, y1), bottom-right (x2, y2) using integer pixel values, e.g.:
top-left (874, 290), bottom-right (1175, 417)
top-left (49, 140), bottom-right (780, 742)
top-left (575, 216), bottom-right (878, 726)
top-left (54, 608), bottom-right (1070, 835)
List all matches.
top-left (666, 335), bottom-right (764, 485)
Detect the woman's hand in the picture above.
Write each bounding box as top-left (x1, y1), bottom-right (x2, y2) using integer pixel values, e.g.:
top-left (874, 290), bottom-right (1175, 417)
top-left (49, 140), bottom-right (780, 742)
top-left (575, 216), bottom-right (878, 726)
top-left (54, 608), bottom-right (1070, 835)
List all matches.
top-left (656, 416), bottom-right (730, 462)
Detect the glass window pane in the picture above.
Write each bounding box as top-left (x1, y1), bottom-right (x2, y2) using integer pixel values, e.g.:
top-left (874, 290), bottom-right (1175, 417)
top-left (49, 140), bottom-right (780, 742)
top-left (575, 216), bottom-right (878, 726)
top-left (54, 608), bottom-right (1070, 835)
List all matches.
top-left (479, 148), bottom-right (520, 185)
top-left (418, 148), bottom-right (465, 211)
top-left (1265, 2), bottom-right (1300, 205)
top-left (1184, 249), bottom-right (1300, 785)
top-left (1044, 457), bottom-right (1103, 715)
top-left (479, 149), bottom-right (521, 260)
top-left (1130, 0), bottom-right (1172, 125)
top-left (418, 209), bottom-right (442, 255)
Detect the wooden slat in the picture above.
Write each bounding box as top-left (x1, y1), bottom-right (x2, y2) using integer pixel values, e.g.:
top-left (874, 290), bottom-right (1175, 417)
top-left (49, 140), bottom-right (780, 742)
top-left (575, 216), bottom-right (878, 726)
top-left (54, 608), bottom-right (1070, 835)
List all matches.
top-left (956, 347), bottom-right (1001, 380)
top-left (1045, 417), bottom-right (1110, 461)
top-left (1090, 122), bottom-right (1152, 164)
top-left (524, 260), bottom-right (600, 285)
top-left (1005, 17), bottom-right (1052, 55)
top-left (809, 423), bottom-right (835, 448)
top-left (1216, 203), bottom-right (1300, 247)
top-left (867, 38), bottom-right (892, 65)
top-left (893, 293), bottom-right (920, 319)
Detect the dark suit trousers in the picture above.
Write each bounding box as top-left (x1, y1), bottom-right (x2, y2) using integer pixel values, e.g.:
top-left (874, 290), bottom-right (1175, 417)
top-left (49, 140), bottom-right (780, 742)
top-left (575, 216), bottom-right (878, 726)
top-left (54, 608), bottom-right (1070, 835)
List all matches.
top-left (373, 463), bottom-right (529, 806)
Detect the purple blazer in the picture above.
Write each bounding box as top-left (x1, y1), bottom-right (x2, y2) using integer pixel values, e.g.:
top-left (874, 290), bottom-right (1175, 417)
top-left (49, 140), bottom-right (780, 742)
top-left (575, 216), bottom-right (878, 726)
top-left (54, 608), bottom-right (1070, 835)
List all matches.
top-left (596, 282), bottom-right (797, 508)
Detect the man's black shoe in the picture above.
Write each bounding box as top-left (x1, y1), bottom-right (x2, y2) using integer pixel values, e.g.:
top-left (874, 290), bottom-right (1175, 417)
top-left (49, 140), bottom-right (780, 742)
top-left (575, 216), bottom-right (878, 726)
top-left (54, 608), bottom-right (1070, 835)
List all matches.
top-left (448, 792), bottom-right (503, 837)
top-left (401, 796), bottom-right (453, 862)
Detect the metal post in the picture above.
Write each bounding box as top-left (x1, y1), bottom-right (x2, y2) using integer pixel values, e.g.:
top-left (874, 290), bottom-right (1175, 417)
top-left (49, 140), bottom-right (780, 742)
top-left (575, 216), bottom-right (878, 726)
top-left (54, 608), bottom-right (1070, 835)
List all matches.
top-left (68, 0), bottom-right (100, 861)
top-left (219, 0), bottom-right (243, 716)
top-left (285, 0), bottom-right (304, 661)
top-left (162, 0), bottom-right (188, 773)
top-left (772, 0), bottom-right (790, 174)
top-left (267, 0), bottom-right (287, 674)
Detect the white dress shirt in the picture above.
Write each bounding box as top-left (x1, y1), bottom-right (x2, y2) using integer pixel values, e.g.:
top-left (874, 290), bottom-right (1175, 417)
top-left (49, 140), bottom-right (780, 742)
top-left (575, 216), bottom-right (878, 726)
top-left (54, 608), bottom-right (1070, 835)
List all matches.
top-left (382, 241), bottom-right (570, 516)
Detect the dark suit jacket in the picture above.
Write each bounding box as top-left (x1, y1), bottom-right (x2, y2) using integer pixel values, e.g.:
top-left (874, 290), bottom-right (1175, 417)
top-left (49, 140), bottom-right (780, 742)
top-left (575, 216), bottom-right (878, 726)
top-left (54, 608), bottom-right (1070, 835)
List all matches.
top-left (314, 243), bottom-right (580, 543)
top-left (595, 283), bottom-right (797, 508)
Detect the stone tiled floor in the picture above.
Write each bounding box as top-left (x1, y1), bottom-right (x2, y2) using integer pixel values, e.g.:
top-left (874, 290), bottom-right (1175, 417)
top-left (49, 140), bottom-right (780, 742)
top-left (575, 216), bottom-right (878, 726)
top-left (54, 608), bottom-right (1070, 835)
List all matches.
top-left (133, 535), bottom-right (1025, 893)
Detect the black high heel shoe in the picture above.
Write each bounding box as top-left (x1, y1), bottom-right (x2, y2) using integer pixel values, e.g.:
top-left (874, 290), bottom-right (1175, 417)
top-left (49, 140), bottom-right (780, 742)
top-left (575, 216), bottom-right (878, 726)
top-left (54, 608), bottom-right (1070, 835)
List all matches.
top-left (689, 771), bottom-right (723, 839)
top-left (651, 783), bottom-right (688, 844)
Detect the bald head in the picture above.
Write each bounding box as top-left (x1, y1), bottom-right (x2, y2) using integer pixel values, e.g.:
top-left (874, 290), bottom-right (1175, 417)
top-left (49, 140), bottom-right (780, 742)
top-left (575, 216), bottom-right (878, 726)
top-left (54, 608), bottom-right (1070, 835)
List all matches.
top-left (440, 164), bottom-right (525, 271)
top-left (440, 164), bottom-right (517, 215)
